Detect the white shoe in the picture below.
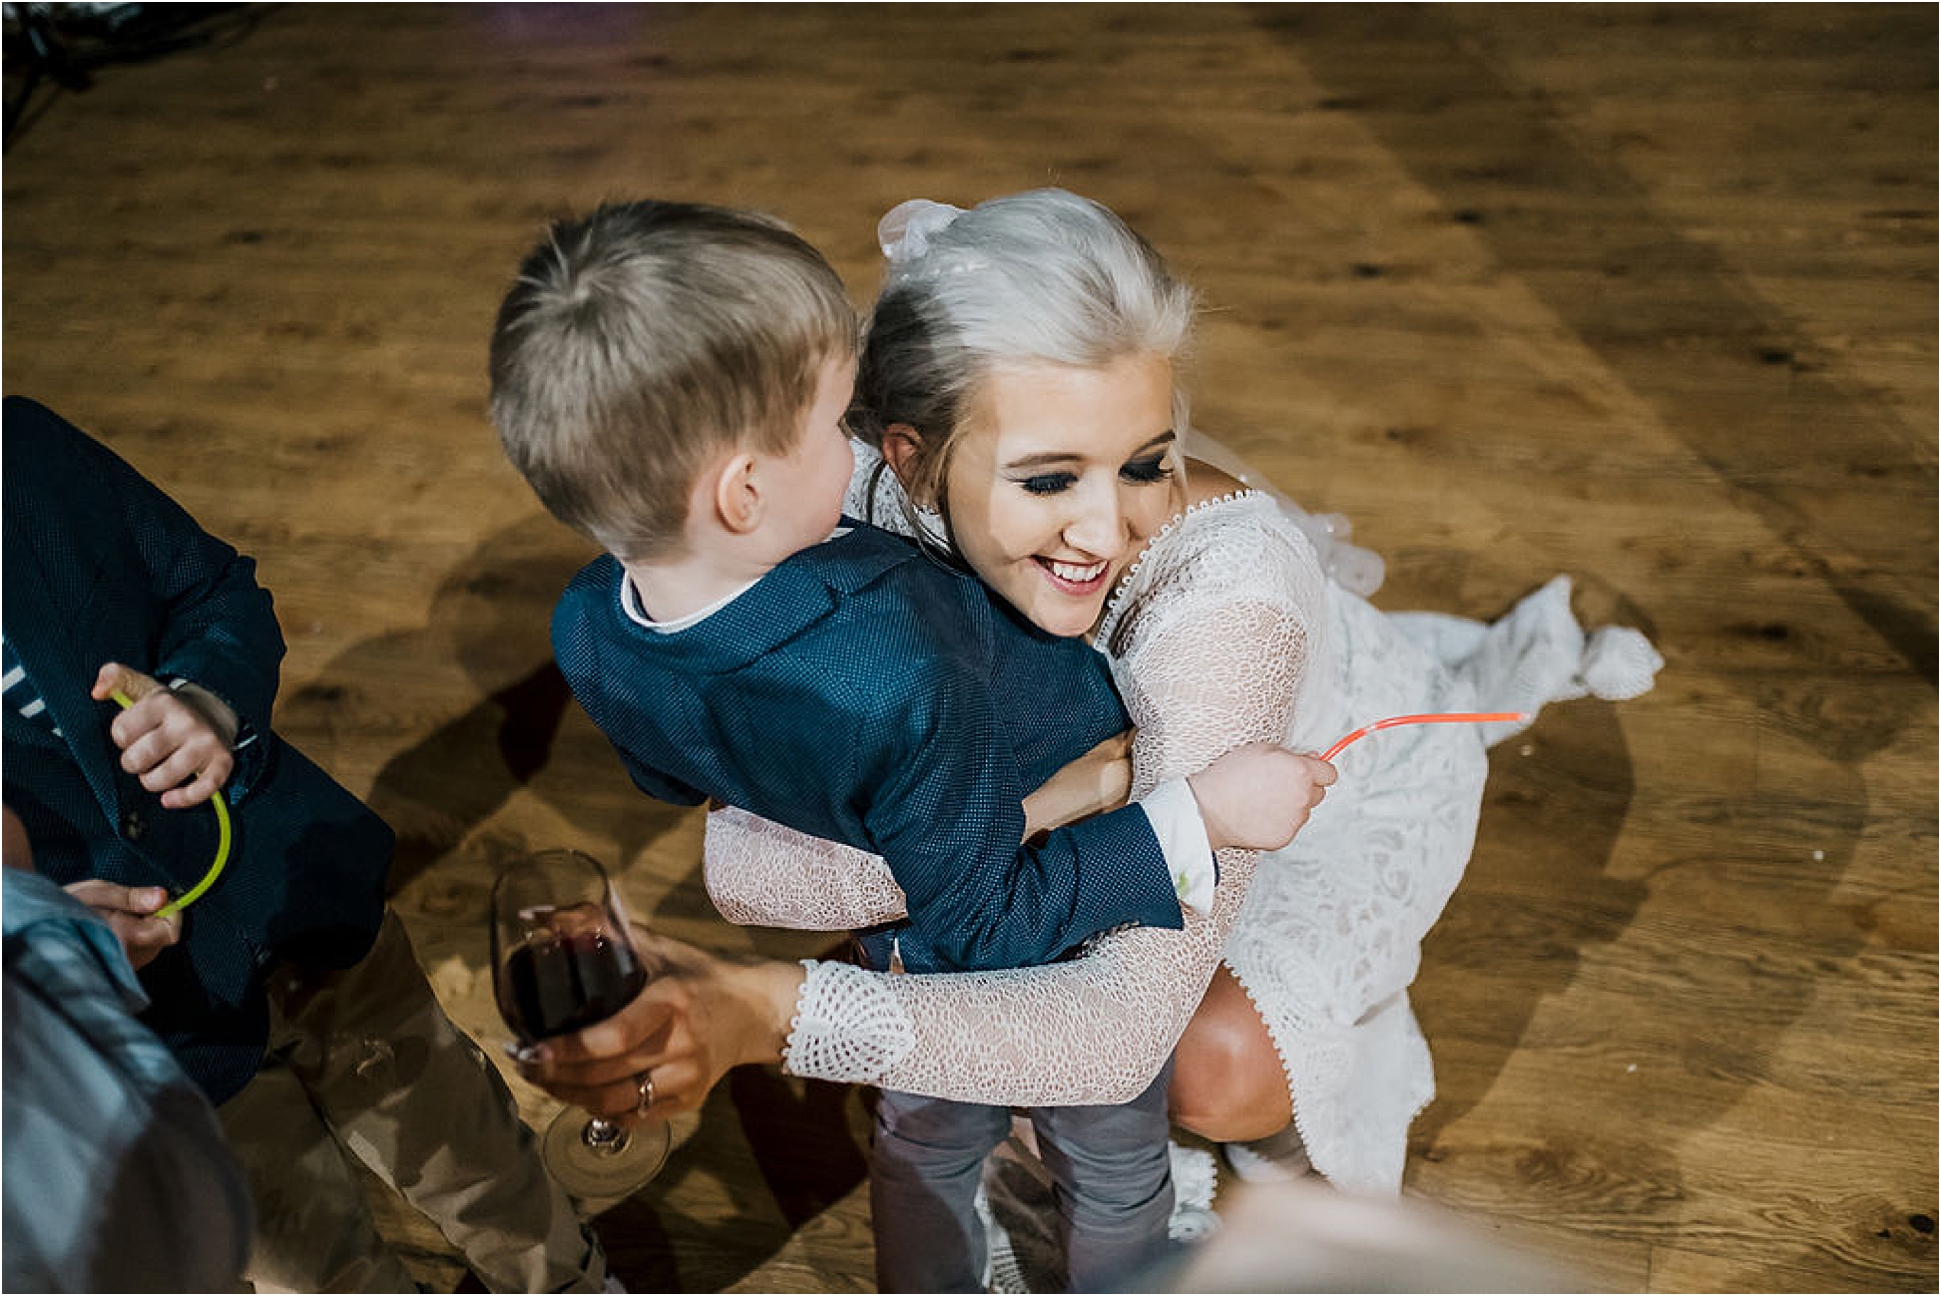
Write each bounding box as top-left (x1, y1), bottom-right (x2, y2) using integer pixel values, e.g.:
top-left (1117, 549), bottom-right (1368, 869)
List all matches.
top-left (1169, 1142), bottom-right (1222, 1243)
top-left (1223, 1125), bottom-right (1313, 1184)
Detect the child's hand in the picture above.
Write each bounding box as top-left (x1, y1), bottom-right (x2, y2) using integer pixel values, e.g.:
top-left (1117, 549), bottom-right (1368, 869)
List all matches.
top-left (91, 663), bottom-right (239, 809)
top-left (1187, 743), bottom-right (1336, 852)
top-left (62, 878), bottom-right (183, 970)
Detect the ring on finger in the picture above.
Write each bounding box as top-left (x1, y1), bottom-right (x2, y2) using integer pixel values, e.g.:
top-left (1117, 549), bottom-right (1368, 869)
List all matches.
top-left (634, 1067), bottom-right (655, 1114)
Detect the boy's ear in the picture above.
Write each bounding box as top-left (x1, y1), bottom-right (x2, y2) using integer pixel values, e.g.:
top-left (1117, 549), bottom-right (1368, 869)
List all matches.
top-left (879, 424), bottom-right (924, 491)
top-left (709, 451), bottom-right (764, 535)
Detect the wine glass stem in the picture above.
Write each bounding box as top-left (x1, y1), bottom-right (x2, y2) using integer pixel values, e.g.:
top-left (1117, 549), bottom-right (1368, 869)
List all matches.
top-left (582, 1118), bottom-right (632, 1156)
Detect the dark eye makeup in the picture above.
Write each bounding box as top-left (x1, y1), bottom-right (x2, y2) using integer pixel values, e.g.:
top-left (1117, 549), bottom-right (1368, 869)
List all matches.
top-left (1020, 472), bottom-right (1078, 495)
top-left (1015, 455), bottom-right (1173, 496)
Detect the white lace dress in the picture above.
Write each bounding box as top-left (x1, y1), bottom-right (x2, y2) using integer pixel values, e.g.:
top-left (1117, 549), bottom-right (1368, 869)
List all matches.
top-left (706, 460), bottom-right (1661, 1197)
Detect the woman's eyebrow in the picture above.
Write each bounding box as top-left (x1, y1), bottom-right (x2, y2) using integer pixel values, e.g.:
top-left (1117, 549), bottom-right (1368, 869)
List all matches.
top-left (1002, 451), bottom-right (1085, 471)
top-left (1002, 430), bottom-right (1176, 472)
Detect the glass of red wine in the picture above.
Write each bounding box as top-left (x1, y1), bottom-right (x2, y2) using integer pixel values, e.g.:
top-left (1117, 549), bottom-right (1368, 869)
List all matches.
top-left (491, 848), bottom-right (670, 1199)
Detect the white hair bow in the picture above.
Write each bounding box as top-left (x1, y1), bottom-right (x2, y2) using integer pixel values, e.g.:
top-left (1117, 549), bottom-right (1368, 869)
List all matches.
top-left (877, 199), bottom-right (966, 264)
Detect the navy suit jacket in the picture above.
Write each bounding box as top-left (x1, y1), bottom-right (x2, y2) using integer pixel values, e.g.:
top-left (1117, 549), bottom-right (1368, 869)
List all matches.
top-left (2, 397), bottom-right (393, 1103)
top-left (555, 526), bottom-right (1187, 974)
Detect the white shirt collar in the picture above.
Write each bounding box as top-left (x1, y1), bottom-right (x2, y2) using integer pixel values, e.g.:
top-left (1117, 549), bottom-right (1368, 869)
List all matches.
top-left (620, 525), bottom-right (852, 634)
top-left (620, 572), bottom-right (760, 634)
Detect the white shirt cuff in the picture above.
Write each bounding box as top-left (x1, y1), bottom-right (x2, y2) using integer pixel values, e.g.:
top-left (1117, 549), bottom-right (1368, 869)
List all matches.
top-left (1138, 777), bottom-right (1217, 914)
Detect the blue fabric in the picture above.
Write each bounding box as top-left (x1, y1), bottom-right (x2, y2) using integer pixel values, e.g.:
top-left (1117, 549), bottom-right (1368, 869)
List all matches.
top-left (553, 528), bottom-right (1183, 974)
top-left (2, 396), bottom-right (394, 1103)
top-left (2, 867), bottom-right (254, 1291)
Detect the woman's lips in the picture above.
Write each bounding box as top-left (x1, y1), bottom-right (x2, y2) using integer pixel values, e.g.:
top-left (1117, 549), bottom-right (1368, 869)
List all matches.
top-left (1037, 556), bottom-right (1110, 595)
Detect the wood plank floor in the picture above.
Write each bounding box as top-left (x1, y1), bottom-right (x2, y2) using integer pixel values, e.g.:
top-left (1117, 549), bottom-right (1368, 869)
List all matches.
top-left (4, 4), bottom-right (1933, 1291)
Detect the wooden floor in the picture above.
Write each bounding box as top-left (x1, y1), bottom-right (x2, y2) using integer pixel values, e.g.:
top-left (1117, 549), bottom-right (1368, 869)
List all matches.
top-left (4, 4), bottom-right (1934, 1291)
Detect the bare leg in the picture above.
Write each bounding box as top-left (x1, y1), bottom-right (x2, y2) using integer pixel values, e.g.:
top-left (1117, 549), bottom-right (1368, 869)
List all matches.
top-left (1168, 965), bottom-right (1292, 1144)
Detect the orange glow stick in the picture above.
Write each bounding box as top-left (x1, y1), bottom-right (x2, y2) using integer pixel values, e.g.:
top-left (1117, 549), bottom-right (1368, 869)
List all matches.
top-left (1319, 712), bottom-right (1529, 762)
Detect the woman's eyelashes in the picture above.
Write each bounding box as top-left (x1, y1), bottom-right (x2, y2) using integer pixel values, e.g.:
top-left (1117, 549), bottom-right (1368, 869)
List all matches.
top-left (1014, 456), bottom-right (1174, 496)
top-left (1019, 471), bottom-right (1078, 496)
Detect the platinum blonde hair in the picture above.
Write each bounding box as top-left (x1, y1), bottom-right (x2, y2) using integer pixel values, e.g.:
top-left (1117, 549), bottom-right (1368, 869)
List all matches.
top-left (851, 189), bottom-right (1199, 517)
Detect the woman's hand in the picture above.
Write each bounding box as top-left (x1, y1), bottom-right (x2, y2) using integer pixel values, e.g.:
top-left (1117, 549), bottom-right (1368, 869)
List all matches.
top-left (1022, 730), bottom-right (1134, 839)
top-left (514, 927), bottom-right (806, 1126)
top-left (91, 663), bottom-right (238, 809)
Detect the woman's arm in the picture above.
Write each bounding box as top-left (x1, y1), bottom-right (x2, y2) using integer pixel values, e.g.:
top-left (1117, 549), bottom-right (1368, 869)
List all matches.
top-left (704, 805), bottom-right (908, 930)
top-left (1021, 731), bottom-right (1133, 837)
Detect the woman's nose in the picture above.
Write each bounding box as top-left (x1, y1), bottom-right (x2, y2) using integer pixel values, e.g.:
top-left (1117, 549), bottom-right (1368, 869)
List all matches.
top-left (1063, 485), bottom-right (1130, 557)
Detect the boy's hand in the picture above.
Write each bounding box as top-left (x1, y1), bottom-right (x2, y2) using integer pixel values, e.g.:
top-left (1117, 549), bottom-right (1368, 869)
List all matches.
top-left (62, 878), bottom-right (183, 970)
top-left (91, 663), bottom-right (238, 809)
top-left (1187, 743), bottom-right (1337, 852)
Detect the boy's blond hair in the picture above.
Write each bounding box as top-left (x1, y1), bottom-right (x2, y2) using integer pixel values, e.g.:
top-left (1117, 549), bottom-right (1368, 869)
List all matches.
top-left (490, 200), bottom-right (856, 561)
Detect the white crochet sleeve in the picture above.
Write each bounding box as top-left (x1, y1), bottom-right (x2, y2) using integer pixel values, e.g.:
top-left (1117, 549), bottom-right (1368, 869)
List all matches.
top-left (780, 495), bottom-right (1328, 1104)
top-left (704, 805), bottom-right (908, 931)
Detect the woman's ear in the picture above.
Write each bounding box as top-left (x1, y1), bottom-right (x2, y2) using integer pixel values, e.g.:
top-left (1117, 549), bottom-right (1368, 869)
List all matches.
top-left (880, 423), bottom-right (924, 490)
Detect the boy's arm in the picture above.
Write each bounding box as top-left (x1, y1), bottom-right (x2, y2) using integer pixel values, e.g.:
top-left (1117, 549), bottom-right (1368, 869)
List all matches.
top-left (64, 405), bottom-right (282, 727)
top-left (857, 674), bottom-right (1193, 972)
top-left (614, 750), bottom-right (710, 807)
top-left (90, 664), bottom-right (241, 810)
top-left (10, 399), bottom-right (283, 795)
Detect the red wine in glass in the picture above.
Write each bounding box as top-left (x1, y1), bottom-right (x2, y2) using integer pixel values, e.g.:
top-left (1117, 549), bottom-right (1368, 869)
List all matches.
top-left (491, 850), bottom-right (670, 1199)
top-left (501, 923), bottom-right (647, 1040)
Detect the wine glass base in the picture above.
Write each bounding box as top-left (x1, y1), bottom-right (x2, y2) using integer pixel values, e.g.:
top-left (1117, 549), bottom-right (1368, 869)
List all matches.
top-left (541, 1110), bottom-right (672, 1201)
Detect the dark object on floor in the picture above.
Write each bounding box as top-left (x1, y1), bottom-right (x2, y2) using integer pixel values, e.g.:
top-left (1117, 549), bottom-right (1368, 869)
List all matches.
top-left (3, 3), bottom-right (256, 147)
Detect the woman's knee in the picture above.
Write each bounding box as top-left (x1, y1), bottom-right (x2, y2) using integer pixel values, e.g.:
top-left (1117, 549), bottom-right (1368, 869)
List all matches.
top-left (1168, 970), bottom-right (1290, 1142)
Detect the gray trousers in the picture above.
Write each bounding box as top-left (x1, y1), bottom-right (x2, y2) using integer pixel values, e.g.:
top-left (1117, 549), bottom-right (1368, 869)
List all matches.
top-left (870, 1058), bottom-right (1178, 1293)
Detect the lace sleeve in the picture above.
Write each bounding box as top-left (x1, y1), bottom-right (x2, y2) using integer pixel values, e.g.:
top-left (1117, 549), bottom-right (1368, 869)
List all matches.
top-left (782, 499), bottom-right (1327, 1103)
top-left (704, 805), bottom-right (908, 931)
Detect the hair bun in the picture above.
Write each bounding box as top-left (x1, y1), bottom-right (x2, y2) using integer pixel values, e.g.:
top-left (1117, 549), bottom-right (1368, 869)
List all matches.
top-left (877, 199), bottom-right (966, 263)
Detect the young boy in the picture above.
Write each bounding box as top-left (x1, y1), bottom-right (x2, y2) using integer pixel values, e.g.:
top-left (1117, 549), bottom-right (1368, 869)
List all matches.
top-left (489, 200), bottom-right (1326, 1287)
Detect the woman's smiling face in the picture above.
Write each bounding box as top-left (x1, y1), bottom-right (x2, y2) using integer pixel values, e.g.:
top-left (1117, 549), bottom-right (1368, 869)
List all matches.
top-left (934, 352), bottom-right (1181, 638)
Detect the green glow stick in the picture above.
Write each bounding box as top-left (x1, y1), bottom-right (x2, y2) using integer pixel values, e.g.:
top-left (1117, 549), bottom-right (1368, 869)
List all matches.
top-left (110, 688), bottom-right (231, 917)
